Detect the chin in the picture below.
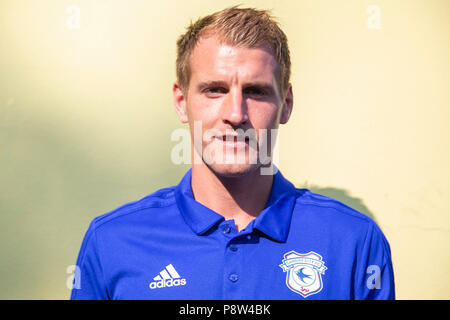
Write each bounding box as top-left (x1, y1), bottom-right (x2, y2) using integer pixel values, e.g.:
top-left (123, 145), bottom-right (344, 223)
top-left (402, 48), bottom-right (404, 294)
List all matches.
top-left (206, 162), bottom-right (261, 178)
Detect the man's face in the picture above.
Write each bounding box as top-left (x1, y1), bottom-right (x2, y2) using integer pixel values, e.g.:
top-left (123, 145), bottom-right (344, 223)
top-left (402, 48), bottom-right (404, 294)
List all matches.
top-left (174, 36), bottom-right (293, 177)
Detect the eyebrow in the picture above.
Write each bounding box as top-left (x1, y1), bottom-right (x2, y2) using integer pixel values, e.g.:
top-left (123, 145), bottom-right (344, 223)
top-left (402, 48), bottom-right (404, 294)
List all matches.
top-left (197, 80), bottom-right (276, 94)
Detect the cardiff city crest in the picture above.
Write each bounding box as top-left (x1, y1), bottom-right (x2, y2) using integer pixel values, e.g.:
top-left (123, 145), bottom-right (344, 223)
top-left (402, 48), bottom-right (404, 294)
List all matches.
top-left (279, 250), bottom-right (327, 298)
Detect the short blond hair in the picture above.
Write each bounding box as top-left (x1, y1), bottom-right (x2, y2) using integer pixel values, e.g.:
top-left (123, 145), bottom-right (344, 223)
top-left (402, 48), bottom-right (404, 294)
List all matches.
top-left (176, 6), bottom-right (291, 96)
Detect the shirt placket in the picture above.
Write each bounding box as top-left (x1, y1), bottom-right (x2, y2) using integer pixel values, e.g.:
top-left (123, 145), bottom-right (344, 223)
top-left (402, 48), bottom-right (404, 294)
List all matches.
top-left (219, 220), bottom-right (255, 299)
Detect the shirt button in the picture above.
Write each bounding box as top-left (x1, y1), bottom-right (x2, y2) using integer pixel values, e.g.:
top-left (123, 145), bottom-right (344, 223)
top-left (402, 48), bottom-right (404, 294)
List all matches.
top-left (229, 274), bottom-right (238, 282)
top-left (221, 225), bottom-right (231, 234)
top-left (229, 245), bottom-right (238, 252)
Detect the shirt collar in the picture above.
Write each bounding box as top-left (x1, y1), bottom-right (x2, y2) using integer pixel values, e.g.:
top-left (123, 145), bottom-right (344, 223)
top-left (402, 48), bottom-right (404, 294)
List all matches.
top-left (174, 167), bottom-right (297, 242)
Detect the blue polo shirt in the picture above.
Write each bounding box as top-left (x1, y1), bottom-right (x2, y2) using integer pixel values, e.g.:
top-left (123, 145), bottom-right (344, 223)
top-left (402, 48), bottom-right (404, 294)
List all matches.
top-left (70, 168), bottom-right (395, 300)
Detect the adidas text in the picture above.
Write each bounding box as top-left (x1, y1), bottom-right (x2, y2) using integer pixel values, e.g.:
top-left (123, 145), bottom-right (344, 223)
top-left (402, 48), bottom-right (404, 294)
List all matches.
top-left (149, 278), bottom-right (187, 289)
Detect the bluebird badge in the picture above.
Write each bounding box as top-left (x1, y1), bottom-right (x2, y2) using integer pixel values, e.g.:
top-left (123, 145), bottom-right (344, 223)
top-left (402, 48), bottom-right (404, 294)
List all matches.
top-left (279, 251), bottom-right (327, 298)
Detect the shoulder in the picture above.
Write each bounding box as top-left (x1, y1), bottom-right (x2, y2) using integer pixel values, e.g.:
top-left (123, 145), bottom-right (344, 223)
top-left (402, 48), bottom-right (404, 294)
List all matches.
top-left (293, 189), bottom-right (372, 222)
top-left (291, 188), bottom-right (384, 240)
top-left (289, 188), bottom-right (392, 258)
top-left (89, 186), bottom-right (178, 232)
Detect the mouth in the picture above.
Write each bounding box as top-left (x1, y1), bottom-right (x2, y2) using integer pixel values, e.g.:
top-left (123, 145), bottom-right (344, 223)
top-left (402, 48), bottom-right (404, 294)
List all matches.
top-left (214, 135), bottom-right (251, 147)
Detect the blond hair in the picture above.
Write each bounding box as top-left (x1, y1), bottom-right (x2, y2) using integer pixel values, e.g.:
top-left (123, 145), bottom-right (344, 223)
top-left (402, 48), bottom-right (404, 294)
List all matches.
top-left (176, 6), bottom-right (291, 95)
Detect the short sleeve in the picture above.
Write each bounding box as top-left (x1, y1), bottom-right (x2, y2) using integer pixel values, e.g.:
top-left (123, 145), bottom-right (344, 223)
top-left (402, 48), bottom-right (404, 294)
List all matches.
top-left (354, 221), bottom-right (395, 300)
top-left (70, 219), bottom-right (110, 300)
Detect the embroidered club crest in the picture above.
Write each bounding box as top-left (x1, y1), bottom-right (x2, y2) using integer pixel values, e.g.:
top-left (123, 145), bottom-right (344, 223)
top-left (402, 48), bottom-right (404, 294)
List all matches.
top-left (279, 250), bottom-right (327, 298)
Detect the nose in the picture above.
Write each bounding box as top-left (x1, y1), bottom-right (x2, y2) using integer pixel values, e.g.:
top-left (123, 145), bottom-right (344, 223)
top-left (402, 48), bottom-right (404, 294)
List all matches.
top-left (221, 87), bottom-right (249, 127)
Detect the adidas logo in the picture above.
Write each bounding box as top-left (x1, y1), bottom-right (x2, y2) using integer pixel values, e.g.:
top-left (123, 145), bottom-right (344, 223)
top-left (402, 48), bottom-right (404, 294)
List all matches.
top-left (149, 264), bottom-right (187, 289)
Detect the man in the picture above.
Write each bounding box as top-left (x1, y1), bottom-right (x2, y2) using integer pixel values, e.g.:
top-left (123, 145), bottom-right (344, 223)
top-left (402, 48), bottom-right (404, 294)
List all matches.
top-left (71, 6), bottom-right (395, 300)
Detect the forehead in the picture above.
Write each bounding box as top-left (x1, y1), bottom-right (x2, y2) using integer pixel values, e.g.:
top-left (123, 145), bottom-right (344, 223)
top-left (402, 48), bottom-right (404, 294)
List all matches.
top-left (188, 36), bottom-right (278, 83)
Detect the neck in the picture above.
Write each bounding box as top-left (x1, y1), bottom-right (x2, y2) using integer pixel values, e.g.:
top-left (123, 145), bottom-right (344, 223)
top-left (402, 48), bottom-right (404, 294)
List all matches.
top-left (191, 164), bottom-right (274, 232)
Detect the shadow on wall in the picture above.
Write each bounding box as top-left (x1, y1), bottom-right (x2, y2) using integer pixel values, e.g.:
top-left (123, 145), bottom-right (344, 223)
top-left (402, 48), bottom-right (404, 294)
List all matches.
top-left (299, 183), bottom-right (377, 223)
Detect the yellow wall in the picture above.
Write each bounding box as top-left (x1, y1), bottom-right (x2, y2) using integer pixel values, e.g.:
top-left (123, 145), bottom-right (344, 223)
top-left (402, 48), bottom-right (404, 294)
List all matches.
top-left (0, 0), bottom-right (448, 299)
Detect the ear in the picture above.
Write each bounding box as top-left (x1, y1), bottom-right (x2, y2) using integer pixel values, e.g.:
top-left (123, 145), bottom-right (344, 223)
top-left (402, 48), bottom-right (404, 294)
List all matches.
top-left (173, 82), bottom-right (188, 123)
top-left (280, 83), bottom-right (293, 124)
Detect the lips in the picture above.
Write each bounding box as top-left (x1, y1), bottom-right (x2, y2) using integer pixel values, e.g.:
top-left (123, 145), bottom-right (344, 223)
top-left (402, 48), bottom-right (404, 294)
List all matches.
top-left (216, 135), bottom-right (250, 142)
top-left (213, 135), bottom-right (251, 149)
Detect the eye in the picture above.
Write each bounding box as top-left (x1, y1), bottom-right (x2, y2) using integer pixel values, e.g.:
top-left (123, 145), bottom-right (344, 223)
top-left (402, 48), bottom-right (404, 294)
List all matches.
top-left (244, 87), bottom-right (267, 97)
top-left (204, 87), bottom-right (227, 97)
